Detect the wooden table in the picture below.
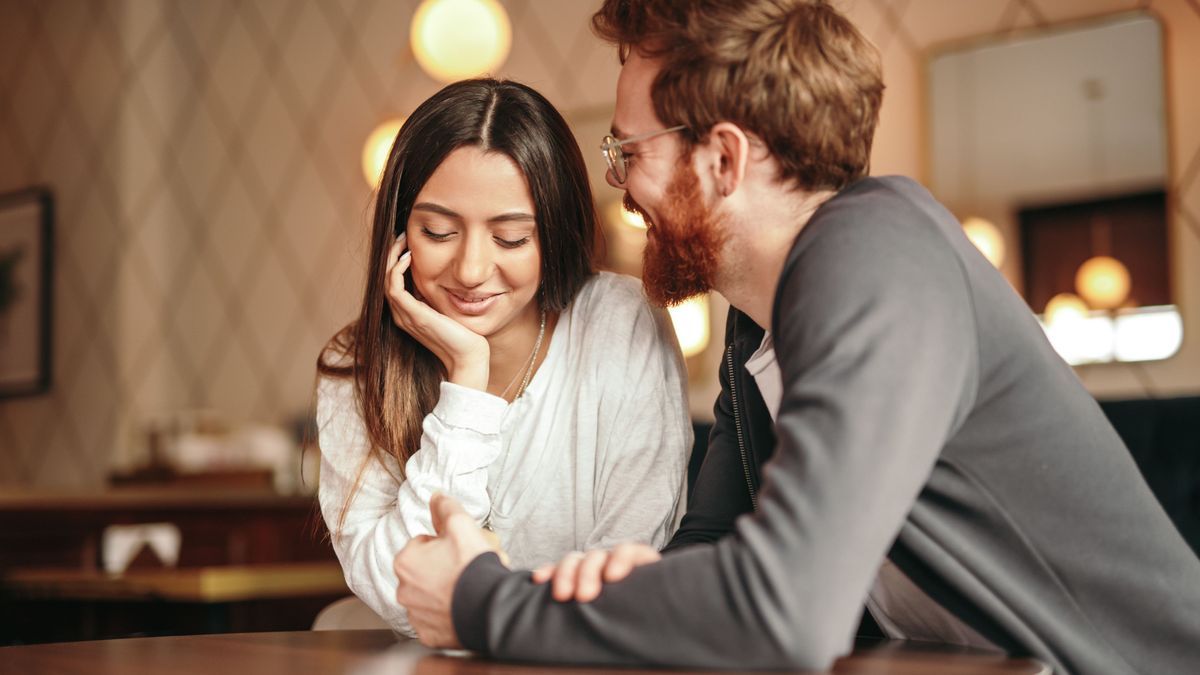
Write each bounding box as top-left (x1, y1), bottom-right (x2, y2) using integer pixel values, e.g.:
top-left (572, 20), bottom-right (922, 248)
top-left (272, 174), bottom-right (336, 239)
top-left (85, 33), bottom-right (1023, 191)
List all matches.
top-left (0, 487), bottom-right (333, 571)
top-left (0, 630), bottom-right (1050, 674)
top-left (0, 488), bottom-right (341, 642)
top-left (0, 563), bottom-right (349, 643)
top-left (2, 562), bottom-right (347, 603)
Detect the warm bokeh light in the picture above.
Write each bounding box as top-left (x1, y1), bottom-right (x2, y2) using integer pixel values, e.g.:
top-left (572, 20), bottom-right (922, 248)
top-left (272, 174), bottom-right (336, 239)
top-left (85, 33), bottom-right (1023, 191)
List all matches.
top-left (1075, 255), bottom-right (1131, 310)
top-left (361, 118), bottom-right (405, 189)
top-left (607, 199), bottom-right (646, 229)
top-left (961, 216), bottom-right (1005, 268)
top-left (1043, 313), bottom-right (1115, 365)
top-left (411, 0), bottom-right (512, 83)
top-left (1113, 305), bottom-right (1183, 362)
top-left (1044, 292), bottom-right (1089, 326)
top-left (668, 295), bottom-right (710, 358)
top-left (1040, 304), bottom-right (1183, 366)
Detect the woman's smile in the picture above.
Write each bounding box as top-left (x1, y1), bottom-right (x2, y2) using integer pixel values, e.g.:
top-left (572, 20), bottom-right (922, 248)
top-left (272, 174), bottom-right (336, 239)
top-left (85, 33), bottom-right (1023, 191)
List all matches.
top-left (444, 288), bottom-right (505, 316)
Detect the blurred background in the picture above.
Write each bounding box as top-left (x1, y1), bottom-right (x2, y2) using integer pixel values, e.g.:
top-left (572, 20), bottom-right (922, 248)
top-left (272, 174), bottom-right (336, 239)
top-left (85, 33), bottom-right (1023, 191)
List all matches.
top-left (0, 0), bottom-right (1197, 644)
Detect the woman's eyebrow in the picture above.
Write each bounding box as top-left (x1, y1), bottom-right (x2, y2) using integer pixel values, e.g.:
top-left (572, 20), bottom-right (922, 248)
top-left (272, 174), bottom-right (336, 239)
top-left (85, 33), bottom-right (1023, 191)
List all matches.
top-left (412, 202), bottom-right (534, 224)
top-left (412, 202), bottom-right (462, 221)
top-left (488, 212), bottom-right (536, 224)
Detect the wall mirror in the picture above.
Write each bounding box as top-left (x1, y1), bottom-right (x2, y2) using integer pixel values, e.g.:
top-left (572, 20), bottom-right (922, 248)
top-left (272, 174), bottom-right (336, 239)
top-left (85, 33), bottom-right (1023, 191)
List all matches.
top-left (926, 12), bottom-right (1179, 365)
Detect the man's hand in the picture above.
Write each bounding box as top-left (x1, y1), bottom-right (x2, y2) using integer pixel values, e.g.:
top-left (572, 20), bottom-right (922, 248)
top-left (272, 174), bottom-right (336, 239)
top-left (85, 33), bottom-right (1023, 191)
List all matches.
top-left (394, 493), bottom-right (499, 648)
top-left (531, 542), bottom-right (661, 603)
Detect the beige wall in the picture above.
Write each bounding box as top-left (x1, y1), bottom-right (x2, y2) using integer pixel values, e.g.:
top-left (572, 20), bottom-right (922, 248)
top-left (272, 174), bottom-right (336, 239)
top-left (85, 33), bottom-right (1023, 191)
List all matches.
top-left (0, 0), bottom-right (1197, 487)
top-left (0, 0), bottom-right (621, 486)
top-left (840, 0), bottom-right (1200, 401)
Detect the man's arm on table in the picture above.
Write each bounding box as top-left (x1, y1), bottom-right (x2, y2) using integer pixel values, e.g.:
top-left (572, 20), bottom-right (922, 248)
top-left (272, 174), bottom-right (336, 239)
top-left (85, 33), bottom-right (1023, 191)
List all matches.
top-left (451, 218), bottom-right (978, 669)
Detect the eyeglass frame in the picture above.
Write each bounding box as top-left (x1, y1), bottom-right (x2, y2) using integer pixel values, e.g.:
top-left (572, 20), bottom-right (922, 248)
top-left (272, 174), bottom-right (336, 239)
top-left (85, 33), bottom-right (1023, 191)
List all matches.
top-left (600, 125), bottom-right (688, 184)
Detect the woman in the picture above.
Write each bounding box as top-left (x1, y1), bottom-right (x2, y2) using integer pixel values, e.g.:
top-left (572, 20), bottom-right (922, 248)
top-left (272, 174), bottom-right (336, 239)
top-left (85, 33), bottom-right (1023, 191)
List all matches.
top-left (316, 79), bottom-right (691, 635)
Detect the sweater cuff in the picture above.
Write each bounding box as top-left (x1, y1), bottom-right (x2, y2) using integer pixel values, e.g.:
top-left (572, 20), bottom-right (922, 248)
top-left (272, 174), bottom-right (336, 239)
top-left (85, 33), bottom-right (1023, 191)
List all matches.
top-left (452, 552), bottom-right (510, 653)
top-left (435, 382), bottom-right (507, 433)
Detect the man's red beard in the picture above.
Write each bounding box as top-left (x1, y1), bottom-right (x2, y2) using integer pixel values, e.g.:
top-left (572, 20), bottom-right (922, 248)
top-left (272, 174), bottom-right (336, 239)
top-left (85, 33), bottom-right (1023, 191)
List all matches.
top-left (634, 161), bottom-right (725, 307)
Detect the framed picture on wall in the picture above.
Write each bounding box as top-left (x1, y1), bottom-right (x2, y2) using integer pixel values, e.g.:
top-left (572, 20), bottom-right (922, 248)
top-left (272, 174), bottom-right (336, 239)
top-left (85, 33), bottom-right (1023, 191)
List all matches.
top-left (0, 188), bottom-right (53, 398)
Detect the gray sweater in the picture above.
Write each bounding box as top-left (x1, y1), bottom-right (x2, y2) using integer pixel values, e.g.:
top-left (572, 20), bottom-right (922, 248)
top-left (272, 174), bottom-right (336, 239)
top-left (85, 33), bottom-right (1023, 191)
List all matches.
top-left (452, 176), bottom-right (1200, 674)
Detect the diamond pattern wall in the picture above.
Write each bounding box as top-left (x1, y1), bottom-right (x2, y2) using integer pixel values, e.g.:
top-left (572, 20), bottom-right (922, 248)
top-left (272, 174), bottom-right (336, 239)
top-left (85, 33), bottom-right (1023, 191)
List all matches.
top-left (0, 0), bottom-right (1197, 487)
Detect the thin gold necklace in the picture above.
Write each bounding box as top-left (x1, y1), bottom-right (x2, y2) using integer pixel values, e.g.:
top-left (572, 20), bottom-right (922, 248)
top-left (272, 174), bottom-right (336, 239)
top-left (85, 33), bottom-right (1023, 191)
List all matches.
top-left (498, 310), bottom-right (547, 401)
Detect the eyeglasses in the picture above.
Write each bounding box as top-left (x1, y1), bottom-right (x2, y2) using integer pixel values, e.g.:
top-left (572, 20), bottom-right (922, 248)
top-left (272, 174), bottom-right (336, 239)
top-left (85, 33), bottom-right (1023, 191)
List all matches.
top-left (600, 125), bottom-right (687, 184)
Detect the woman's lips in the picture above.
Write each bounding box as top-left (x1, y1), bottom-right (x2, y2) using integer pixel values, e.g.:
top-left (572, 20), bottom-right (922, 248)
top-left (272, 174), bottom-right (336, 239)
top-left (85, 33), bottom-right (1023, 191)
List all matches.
top-left (445, 290), bottom-right (502, 316)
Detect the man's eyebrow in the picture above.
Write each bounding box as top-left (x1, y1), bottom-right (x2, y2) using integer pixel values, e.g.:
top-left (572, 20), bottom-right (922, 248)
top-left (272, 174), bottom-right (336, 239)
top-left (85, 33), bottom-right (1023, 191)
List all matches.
top-left (411, 202), bottom-right (534, 224)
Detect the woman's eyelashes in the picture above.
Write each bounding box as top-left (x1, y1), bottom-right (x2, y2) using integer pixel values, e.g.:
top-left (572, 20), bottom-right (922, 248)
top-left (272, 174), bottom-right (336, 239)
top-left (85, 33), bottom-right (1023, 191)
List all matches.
top-left (418, 226), bottom-right (531, 249)
top-left (495, 235), bottom-right (531, 249)
top-left (420, 226), bottom-right (453, 241)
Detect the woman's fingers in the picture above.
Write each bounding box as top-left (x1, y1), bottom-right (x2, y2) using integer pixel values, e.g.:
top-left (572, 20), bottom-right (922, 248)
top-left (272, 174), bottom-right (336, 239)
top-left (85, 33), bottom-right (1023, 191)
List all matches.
top-left (386, 237), bottom-right (418, 328)
top-left (530, 564), bottom-right (555, 584)
top-left (539, 545), bottom-right (663, 603)
top-left (574, 550), bottom-right (611, 603)
top-left (551, 552), bottom-right (585, 602)
top-left (385, 232), bottom-right (406, 273)
top-left (604, 543), bottom-right (661, 582)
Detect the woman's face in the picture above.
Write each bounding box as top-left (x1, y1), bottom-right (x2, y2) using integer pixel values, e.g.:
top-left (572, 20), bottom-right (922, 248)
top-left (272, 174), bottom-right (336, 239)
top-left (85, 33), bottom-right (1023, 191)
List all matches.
top-left (405, 145), bottom-right (542, 340)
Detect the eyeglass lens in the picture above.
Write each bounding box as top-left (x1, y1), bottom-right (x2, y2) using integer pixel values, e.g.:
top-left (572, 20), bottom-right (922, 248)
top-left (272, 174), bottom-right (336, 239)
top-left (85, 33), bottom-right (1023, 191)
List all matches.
top-left (603, 138), bottom-right (626, 183)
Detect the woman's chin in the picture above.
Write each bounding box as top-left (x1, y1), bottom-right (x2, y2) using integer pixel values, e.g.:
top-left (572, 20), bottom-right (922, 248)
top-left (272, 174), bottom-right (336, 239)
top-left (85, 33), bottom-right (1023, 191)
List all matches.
top-left (434, 305), bottom-right (499, 337)
top-left (452, 313), bottom-right (497, 336)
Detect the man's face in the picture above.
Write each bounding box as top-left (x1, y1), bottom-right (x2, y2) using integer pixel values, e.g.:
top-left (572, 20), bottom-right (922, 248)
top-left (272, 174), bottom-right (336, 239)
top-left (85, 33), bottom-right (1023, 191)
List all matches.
top-left (611, 52), bottom-right (725, 306)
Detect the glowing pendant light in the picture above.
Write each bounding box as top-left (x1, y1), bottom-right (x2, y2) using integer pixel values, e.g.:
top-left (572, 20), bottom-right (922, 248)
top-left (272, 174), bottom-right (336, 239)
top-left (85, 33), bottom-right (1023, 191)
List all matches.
top-left (961, 216), bottom-right (1005, 268)
top-left (361, 118), bottom-right (406, 189)
top-left (411, 0), bottom-right (512, 83)
top-left (1075, 255), bottom-right (1131, 310)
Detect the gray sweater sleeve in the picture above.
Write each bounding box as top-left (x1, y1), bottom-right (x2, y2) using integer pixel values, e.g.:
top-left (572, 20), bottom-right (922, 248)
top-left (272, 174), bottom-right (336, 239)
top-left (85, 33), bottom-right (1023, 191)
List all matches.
top-left (451, 204), bottom-right (978, 670)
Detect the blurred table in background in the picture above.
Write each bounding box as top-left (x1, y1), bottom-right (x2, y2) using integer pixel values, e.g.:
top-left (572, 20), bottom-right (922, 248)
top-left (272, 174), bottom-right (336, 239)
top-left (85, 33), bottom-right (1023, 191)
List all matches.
top-left (0, 487), bottom-right (330, 569)
top-left (2, 562), bottom-right (346, 603)
top-left (0, 488), bottom-right (341, 644)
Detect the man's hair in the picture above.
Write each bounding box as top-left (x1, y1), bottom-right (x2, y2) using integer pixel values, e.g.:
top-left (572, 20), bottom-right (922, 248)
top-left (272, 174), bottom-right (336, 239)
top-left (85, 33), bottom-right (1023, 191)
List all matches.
top-left (593, 0), bottom-right (884, 192)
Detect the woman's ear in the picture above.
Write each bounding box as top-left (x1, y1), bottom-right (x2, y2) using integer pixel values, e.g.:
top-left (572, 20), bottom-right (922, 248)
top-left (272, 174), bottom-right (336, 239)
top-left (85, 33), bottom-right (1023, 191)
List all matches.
top-left (700, 122), bottom-right (751, 198)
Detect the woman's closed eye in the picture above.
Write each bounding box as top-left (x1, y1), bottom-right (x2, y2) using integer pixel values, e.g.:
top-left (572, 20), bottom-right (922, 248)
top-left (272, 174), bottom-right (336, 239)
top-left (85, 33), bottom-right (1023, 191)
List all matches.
top-left (494, 235), bottom-right (531, 249)
top-left (420, 226), bottom-right (455, 241)
top-left (420, 225), bottom-right (529, 249)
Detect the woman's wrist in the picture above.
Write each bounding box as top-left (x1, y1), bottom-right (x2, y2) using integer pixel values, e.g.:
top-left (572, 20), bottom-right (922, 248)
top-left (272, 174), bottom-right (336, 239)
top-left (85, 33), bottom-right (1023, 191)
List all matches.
top-left (448, 357), bottom-right (489, 391)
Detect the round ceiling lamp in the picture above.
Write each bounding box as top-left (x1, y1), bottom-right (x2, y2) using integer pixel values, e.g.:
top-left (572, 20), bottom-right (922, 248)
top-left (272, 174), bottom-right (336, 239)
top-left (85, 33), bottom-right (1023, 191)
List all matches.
top-left (1075, 255), bottom-right (1131, 310)
top-left (361, 118), bottom-right (406, 189)
top-left (1044, 292), bottom-right (1089, 326)
top-left (961, 216), bottom-right (1005, 268)
top-left (411, 0), bottom-right (512, 83)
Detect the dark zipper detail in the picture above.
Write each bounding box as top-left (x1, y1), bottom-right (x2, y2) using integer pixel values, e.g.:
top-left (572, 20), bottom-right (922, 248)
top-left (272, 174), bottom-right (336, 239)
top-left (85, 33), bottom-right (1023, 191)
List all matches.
top-left (725, 344), bottom-right (758, 511)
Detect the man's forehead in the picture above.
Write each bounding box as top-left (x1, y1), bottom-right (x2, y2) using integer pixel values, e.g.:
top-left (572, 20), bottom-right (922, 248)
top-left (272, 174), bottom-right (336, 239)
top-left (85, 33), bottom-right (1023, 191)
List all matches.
top-left (612, 51), bottom-right (660, 136)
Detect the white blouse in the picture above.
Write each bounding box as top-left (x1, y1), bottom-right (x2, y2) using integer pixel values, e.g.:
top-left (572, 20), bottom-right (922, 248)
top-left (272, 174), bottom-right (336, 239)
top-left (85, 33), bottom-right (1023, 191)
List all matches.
top-left (317, 272), bottom-right (692, 635)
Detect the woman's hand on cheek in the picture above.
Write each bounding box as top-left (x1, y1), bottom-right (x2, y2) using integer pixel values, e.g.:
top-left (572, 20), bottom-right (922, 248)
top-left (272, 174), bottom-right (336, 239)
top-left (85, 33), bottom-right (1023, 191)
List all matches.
top-left (386, 234), bottom-right (490, 390)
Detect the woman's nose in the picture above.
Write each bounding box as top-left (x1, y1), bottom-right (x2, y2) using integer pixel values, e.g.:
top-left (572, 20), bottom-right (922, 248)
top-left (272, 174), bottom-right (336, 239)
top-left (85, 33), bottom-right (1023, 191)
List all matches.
top-left (453, 233), bottom-right (493, 287)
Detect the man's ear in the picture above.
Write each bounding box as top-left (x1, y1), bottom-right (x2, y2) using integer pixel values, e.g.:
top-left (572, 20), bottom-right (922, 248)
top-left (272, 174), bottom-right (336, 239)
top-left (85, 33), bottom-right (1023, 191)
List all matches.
top-left (701, 122), bottom-right (751, 198)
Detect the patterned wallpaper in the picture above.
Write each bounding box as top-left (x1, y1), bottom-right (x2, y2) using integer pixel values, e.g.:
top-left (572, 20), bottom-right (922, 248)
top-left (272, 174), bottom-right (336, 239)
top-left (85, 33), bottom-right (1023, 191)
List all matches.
top-left (0, 0), bottom-right (1197, 487)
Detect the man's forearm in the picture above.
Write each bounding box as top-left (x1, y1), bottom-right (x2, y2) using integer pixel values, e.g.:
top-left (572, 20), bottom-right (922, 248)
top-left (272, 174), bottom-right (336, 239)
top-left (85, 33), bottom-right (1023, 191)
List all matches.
top-left (451, 529), bottom-right (854, 670)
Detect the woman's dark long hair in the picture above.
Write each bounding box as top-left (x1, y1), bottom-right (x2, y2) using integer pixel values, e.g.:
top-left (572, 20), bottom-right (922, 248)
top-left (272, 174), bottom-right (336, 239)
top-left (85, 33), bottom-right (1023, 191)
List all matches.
top-left (318, 79), bottom-right (598, 531)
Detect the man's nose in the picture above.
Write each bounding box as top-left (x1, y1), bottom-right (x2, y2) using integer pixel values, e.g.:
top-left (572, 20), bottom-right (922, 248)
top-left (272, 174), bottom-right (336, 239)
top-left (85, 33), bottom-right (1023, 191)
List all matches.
top-left (453, 232), bottom-right (492, 287)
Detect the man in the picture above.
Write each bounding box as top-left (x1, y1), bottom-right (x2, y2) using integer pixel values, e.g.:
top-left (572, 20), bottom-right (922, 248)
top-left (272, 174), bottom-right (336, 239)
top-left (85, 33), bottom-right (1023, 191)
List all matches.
top-left (393, 1), bottom-right (1200, 672)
